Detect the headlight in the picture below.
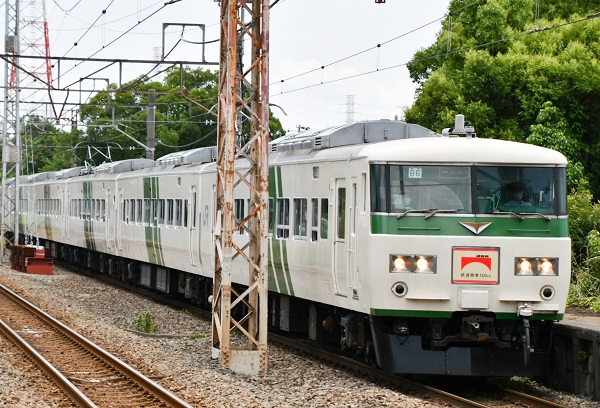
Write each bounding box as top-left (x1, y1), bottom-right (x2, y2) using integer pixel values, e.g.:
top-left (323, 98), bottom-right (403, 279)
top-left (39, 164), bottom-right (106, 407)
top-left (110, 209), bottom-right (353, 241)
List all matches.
top-left (515, 257), bottom-right (558, 276)
top-left (390, 255), bottom-right (436, 273)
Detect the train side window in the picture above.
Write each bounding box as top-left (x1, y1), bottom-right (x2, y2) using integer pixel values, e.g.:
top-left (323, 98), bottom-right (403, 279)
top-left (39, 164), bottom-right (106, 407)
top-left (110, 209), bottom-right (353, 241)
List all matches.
top-left (370, 164), bottom-right (387, 212)
top-left (337, 187), bottom-right (346, 240)
top-left (167, 199), bottom-right (174, 226)
top-left (268, 198), bottom-right (274, 236)
top-left (234, 198), bottom-right (245, 234)
top-left (311, 198), bottom-right (318, 241)
top-left (85, 199), bottom-right (91, 220)
top-left (293, 198), bottom-right (307, 240)
top-left (184, 199), bottom-right (189, 228)
top-left (175, 199), bottom-right (183, 227)
top-left (144, 199), bottom-right (151, 224)
top-left (130, 199), bottom-right (135, 223)
top-left (136, 199), bottom-right (143, 223)
top-left (361, 172), bottom-right (367, 214)
top-left (276, 198), bottom-right (290, 239)
top-left (320, 198), bottom-right (329, 239)
top-left (152, 199), bottom-right (158, 226)
top-left (191, 192), bottom-right (197, 228)
top-left (158, 199), bottom-right (165, 226)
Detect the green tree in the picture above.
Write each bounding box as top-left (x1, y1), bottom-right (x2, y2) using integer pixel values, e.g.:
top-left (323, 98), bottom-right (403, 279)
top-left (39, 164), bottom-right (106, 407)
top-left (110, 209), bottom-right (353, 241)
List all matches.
top-left (405, 0), bottom-right (600, 194)
top-left (78, 67), bottom-right (284, 165)
top-left (406, 0), bottom-right (600, 308)
top-left (22, 115), bottom-right (74, 173)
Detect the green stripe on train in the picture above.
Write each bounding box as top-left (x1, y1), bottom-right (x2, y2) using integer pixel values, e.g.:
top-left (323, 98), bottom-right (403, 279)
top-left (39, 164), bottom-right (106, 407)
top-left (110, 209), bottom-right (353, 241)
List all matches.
top-left (266, 166), bottom-right (294, 296)
top-left (83, 181), bottom-right (96, 251)
top-left (143, 177), bottom-right (165, 266)
top-left (371, 215), bottom-right (569, 237)
top-left (44, 185), bottom-right (53, 240)
top-left (269, 238), bottom-right (290, 294)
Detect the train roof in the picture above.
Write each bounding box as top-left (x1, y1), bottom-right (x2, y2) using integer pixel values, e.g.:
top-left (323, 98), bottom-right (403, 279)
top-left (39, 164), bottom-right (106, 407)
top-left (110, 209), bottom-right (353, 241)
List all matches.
top-left (270, 120), bottom-right (435, 153)
top-left (11, 117), bottom-right (567, 185)
top-left (360, 136), bottom-right (568, 166)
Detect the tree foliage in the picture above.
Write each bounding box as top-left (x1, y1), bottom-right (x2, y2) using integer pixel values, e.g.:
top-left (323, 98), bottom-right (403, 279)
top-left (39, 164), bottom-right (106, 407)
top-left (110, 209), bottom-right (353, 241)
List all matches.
top-left (76, 67), bottom-right (284, 166)
top-left (405, 0), bottom-right (600, 193)
top-left (22, 115), bottom-right (75, 173)
top-left (405, 0), bottom-right (600, 305)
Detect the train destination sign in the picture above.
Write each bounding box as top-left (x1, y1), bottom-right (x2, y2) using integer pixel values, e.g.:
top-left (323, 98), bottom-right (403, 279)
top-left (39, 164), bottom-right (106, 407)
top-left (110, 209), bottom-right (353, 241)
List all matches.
top-left (452, 247), bottom-right (499, 284)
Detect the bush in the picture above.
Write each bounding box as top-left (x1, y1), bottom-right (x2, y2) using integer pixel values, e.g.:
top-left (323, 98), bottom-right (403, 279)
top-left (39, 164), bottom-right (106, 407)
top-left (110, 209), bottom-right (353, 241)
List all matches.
top-left (135, 312), bottom-right (158, 334)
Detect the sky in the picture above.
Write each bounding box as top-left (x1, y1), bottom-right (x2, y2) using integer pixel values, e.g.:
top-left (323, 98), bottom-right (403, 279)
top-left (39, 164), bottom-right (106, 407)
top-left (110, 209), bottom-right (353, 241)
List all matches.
top-left (5, 0), bottom-right (451, 134)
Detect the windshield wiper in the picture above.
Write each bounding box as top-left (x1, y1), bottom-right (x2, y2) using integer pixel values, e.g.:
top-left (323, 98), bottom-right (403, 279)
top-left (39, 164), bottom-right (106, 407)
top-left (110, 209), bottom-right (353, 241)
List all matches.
top-left (424, 208), bottom-right (464, 220)
top-left (494, 211), bottom-right (525, 221)
top-left (396, 209), bottom-right (430, 219)
top-left (396, 208), bottom-right (464, 220)
top-left (517, 212), bottom-right (552, 221)
top-left (495, 211), bottom-right (552, 221)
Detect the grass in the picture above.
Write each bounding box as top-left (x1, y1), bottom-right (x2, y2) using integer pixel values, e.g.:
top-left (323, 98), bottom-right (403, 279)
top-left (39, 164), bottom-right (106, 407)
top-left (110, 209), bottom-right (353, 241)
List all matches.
top-left (135, 311), bottom-right (158, 334)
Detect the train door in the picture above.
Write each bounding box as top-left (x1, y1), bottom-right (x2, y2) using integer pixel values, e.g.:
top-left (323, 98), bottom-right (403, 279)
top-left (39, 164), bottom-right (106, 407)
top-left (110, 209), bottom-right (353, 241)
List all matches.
top-left (106, 189), bottom-right (113, 250)
top-left (189, 186), bottom-right (198, 267)
top-left (62, 187), bottom-right (68, 239)
top-left (66, 188), bottom-right (71, 240)
top-left (348, 178), bottom-right (358, 290)
top-left (117, 189), bottom-right (123, 250)
top-left (210, 184), bottom-right (216, 264)
top-left (333, 178), bottom-right (348, 296)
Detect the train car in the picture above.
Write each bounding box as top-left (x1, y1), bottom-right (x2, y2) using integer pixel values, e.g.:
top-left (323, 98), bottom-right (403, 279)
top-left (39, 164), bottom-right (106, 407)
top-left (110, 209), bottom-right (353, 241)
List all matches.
top-left (5, 115), bottom-right (570, 377)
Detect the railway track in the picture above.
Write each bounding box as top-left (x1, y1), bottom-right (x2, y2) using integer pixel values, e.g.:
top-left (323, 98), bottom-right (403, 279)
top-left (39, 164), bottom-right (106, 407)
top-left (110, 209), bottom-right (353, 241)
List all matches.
top-left (269, 333), bottom-right (568, 408)
top-left (15, 261), bottom-right (572, 408)
top-left (0, 282), bottom-right (192, 408)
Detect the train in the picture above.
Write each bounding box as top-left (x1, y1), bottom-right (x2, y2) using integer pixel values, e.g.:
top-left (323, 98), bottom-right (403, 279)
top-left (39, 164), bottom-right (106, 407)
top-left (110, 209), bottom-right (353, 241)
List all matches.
top-left (3, 114), bottom-right (570, 376)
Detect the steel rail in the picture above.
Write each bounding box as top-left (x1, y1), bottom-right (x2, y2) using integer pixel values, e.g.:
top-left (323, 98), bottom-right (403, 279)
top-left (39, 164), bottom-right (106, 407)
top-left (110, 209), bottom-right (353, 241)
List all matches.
top-left (269, 333), bottom-right (489, 408)
top-left (0, 283), bottom-right (193, 408)
top-left (498, 387), bottom-right (567, 408)
top-left (0, 318), bottom-right (97, 407)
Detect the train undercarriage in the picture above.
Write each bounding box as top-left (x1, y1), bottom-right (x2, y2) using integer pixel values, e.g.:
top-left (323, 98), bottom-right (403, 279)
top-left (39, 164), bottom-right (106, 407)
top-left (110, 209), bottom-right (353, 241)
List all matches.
top-left (39, 239), bottom-right (552, 377)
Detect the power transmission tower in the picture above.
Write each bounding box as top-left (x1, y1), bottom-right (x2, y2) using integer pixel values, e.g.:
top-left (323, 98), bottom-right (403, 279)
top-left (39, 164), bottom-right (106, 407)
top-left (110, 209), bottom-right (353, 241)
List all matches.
top-left (212, 0), bottom-right (270, 374)
top-left (345, 94), bottom-right (356, 123)
top-left (1, 0), bottom-right (22, 258)
top-left (2, 0), bottom-right (52, 258)
top-left (20, 0), bottom-right (52, 88)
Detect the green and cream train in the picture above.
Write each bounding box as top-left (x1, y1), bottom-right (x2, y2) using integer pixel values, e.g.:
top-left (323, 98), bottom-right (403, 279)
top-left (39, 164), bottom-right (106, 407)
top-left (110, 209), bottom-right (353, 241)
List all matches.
top-left (6, 115), bottom-right (570, 376)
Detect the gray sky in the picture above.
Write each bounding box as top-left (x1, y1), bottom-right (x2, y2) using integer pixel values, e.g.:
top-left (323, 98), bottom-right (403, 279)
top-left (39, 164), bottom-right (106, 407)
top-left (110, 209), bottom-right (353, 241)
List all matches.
top-left (6, 0), bottom-right (451, 133)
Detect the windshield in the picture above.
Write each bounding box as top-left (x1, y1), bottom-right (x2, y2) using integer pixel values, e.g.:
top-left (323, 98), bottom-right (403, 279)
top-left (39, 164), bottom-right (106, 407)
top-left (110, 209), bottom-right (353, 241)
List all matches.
top-left (371, 164), bottom-right (567, 216)
top-left (476, 166), bottom-right (566, 215)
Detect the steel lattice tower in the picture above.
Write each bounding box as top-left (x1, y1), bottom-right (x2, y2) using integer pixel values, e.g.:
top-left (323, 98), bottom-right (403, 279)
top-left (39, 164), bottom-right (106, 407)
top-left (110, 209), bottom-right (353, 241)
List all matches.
top-left (1, 0), bottom-right (52, 258)
top-left (212, 0), bottom-right (270, 374)
top-left (19, 0), bottom-right (52, 89)
top-left (1, 0), bottom-right (22, 259)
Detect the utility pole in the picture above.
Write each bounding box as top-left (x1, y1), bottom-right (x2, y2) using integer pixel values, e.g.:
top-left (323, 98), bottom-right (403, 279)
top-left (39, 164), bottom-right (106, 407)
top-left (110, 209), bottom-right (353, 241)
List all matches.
top-left (147, 89), bottom-right (156, 160)
top-left (212, 0), bottom-right (270, 374)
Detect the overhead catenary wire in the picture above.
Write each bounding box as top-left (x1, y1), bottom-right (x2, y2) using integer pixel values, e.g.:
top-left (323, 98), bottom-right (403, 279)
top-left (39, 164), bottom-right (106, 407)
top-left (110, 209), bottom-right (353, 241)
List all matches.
top-left (271, 12), bottom-right (600, 98)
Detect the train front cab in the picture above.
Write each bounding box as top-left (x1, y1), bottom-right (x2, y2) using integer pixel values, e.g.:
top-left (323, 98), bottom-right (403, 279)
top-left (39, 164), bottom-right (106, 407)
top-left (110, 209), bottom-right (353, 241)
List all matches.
top-left (367, 159), bottom-right (570, 376)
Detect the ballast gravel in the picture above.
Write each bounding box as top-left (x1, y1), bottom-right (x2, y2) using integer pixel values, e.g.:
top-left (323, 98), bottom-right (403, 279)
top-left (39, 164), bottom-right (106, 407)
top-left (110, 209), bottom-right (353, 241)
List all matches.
top-left (0, 261), bottom-right (597, 408)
